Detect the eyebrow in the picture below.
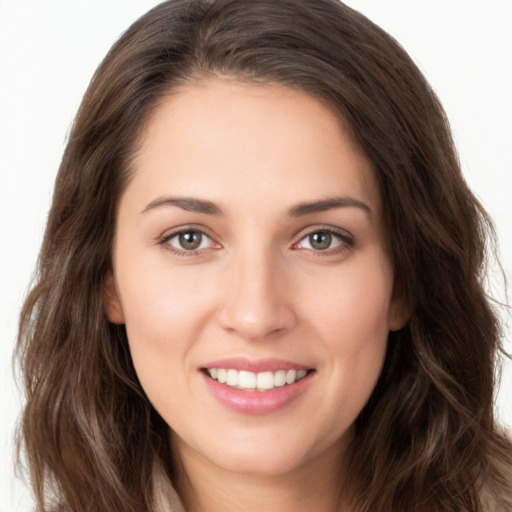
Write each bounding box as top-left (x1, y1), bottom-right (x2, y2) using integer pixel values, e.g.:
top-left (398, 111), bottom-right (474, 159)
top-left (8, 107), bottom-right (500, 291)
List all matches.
top-left (142, 196), bottom-right (223, 215)
top-left (141, 195), bottom-right (371, 217)
top-left (287, 196), bottom-right (372, 217)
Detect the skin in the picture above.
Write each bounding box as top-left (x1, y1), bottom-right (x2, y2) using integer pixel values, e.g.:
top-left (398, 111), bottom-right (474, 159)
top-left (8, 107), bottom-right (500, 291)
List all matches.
top-left (104, 78), bottom-right (407, 512)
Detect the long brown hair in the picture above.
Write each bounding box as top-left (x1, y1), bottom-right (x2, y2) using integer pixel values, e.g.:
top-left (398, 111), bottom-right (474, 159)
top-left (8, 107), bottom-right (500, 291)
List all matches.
top-left (17, 1), bottom-right (512, 511)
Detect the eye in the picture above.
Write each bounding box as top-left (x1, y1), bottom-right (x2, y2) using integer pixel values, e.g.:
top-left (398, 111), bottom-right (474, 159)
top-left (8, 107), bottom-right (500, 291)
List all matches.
top-left (295, 228), bottom-right (352, 253)
top-left (162, 229), bottom-right (216, 252)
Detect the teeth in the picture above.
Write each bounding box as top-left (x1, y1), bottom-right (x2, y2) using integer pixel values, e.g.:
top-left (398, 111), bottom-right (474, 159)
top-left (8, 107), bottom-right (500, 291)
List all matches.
top-left (217, 369), bottom-right (227, 384)
top-left (286, 369), bottom-right (296, 385)
top-left (226, 369), bottom-right (238, 386)
top-left (206, 367), bottom-right (310, 391)
top-left (257, 371), bottom-right (274, 390)
top-left (238, 370), bottom-right (256, 389)
top-left (274, 370), bottom-right (286, 387)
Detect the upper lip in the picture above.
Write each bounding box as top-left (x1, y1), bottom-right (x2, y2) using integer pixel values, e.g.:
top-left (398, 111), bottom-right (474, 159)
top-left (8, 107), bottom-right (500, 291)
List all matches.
top-left (201, 357), bottom-right (313, 373)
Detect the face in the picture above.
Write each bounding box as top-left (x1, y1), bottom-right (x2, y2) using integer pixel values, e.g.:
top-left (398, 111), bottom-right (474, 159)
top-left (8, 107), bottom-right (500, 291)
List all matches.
top-left (104, 79), bottom-right (406, 479)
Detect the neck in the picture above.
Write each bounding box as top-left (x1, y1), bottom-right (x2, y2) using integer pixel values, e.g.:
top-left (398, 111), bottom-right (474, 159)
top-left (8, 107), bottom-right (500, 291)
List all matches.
top-left (171, 435), bottom-right (352, 512)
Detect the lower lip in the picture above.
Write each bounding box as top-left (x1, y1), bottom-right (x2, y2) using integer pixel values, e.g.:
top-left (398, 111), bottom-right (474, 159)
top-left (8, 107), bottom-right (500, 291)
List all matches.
top-left (201, 371), bottom-right (314, 415)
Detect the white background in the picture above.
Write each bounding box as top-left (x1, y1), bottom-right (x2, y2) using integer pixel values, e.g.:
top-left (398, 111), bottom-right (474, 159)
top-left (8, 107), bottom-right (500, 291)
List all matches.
top-left (1, 1), bottom-right (511, 510)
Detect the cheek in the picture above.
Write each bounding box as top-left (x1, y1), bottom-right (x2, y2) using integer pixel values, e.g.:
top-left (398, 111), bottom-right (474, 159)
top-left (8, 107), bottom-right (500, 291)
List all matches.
top-left (118, 257), bottom-right (215, 340)
top-left (302, 254), bottom-right (392, 417)
top-left (116, 263), bottom-right (219, 421)
top-left (304, 254), bottom-right (393, 345)
top-left (114, 256), bottom-right (220, 396)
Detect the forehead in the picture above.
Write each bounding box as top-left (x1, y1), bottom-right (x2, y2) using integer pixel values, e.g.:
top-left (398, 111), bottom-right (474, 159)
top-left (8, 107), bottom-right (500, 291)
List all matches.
top-left (127, 78), bottom-right (380, 215)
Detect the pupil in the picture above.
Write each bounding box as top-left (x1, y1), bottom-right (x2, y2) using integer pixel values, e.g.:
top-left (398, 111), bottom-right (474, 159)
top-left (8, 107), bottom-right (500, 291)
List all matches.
top-left (179, 231), bottom-right (202, 250)
top-left (310, 231), bottom-right (331, 250)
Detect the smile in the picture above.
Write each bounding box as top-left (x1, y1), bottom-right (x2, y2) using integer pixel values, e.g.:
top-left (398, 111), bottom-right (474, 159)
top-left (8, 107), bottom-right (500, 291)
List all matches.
top-left (201, 359), bottom-right (315, 414)
top-left (206, 368), bottom-right (309, 391)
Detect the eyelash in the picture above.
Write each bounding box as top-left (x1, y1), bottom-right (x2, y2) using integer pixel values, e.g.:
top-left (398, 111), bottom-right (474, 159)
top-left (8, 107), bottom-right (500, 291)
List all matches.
top-left (158, 225), bottom-right (354, 257)
top-left (292, 226), bottom-right (354, 256)
top-left (158, 226), bottom-right (219, 257)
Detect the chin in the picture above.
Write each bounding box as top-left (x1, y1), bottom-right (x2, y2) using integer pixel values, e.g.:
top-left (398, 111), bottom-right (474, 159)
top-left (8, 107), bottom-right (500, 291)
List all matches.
top-left (177, 422), bottom-right (351, 480)
top-left (210, 444), bottom-right (312, 477)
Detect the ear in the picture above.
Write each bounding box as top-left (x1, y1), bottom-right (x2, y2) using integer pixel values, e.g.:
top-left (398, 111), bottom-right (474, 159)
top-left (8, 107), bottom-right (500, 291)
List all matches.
top-left (103, 271), bottom-right (125, 324)
top-left (388, 292), bottom-right (411, 332)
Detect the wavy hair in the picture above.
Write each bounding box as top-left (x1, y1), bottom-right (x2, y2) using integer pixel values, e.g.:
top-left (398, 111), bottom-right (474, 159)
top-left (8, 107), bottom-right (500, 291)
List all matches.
top-left (17, 1), bottom-right (512, 510)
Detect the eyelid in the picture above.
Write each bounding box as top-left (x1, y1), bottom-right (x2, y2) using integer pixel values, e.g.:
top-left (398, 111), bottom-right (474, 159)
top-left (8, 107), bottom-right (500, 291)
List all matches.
top-left (157, 223), bottom-right (353, 257)
top-left (292, 225), bottom-right (354, 253)
top-left (158, 224), bottom-right (221, 255)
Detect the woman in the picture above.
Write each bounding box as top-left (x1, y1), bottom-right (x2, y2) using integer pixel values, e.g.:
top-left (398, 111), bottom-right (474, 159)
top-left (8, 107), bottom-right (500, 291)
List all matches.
top-left (16, 0), bottom-right (512, 511)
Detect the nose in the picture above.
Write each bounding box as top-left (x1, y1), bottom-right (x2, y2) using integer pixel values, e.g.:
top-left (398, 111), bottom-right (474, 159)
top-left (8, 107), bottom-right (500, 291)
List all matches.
top-left (217, 249), bottom-right (297, 341)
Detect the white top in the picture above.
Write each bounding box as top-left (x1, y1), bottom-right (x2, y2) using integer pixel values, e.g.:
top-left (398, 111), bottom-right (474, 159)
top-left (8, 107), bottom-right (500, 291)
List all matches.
top-left (153, 463), bottom-right (186, 512)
